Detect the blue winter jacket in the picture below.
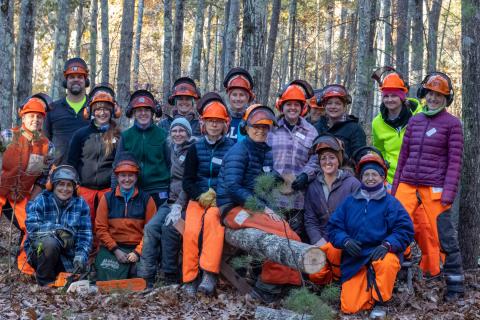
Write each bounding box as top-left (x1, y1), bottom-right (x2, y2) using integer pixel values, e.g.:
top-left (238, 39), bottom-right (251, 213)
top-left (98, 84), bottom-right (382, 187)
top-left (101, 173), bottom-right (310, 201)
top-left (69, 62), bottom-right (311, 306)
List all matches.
top-left (327, 188), bottom-right (414, 283)
top-left (217, 136), bottom-right (274, 207)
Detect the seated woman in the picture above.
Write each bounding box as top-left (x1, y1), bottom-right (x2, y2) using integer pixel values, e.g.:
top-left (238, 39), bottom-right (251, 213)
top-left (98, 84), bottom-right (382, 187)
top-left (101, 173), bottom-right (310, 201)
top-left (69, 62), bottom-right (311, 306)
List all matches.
top-left (304, 134), bottom-right (361, 285)
top-left (182, 92), bottom-right (234, 296)
top-left (327, 153), bottom-right (413, 317)
top-left (25, 165), bottom-right (92, 286)
top-left (95, 153), bottom-right (156, 280)
top-left (216, 104), bottom-right (301, 303)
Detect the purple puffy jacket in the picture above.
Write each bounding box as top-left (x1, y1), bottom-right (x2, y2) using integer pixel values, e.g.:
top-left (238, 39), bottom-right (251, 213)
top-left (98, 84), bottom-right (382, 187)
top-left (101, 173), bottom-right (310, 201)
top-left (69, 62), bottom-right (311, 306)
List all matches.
top-left (392, 110), bottom-right (463, 204)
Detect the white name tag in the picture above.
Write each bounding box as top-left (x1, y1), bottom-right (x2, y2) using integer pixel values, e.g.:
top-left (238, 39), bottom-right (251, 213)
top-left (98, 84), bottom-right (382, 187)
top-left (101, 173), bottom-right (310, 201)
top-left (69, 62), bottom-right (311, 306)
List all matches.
top-left (295, 131), bottom-right (306, 140)
top-left (179, 155), bottom-right (186, 163)
top-left (432, 187), bottom-right (443, 193)
top-left (263, 166), bottom-right (271, 172)
top-left (234, 210), bottom-right (250, 226)
top-left (211, 157), bottom-right (223, 165)
top-left (426, 128), bottom-right (437, 137)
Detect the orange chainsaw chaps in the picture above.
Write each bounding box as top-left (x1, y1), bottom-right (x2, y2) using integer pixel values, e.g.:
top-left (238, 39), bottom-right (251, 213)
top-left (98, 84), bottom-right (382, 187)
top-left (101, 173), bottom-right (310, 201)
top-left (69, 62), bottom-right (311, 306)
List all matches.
top-left (48, 272), bottom-right (73, 287)
top-left (96, 278), bottom-right (147, 293)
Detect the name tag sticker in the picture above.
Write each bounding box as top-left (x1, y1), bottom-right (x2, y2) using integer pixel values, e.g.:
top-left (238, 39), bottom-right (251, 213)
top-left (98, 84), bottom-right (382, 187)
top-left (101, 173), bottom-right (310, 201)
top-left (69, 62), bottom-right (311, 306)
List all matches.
top-left (426, 128), bottom-right (437, 137)
top-left (211, 157), bottom-right (223, 165)
top-left (234, 210), bottom-right (250, 226)
top-left (263, 166), bottom-right (271, 172)
top-left (432, 187), bottom-right (443, 193)
top-left (179, 155), bottom-right (186, 163)
top-left (295, 132), bottom-right (306, 140)
top-left (158, 191), bottom-right (169, 199)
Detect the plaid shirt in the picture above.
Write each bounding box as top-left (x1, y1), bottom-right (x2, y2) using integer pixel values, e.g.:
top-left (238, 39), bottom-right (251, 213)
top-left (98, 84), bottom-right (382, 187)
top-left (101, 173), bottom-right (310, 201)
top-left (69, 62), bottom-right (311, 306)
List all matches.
top-left (268, 117), bottom-right (319, 209)
top-left (25, 190), bottom-right (93, 271)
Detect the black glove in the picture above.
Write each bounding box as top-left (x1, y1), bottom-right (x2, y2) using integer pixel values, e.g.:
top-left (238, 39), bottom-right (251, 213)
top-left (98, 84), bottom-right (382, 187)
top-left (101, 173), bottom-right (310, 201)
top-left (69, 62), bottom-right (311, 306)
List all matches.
top-left (370, 242), bottom-right (390, 261)
top-left (55, 229), bottom-right (74, 249)
top-left (291, 173), bottom-right (309, 191)
top-left (343, 239), bottom-right (362, 257)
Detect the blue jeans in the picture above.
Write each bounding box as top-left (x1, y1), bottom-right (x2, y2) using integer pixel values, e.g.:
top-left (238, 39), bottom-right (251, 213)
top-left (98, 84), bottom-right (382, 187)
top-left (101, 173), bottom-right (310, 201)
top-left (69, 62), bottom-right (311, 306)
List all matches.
top-left (138, 203), bottom-right (182, 279)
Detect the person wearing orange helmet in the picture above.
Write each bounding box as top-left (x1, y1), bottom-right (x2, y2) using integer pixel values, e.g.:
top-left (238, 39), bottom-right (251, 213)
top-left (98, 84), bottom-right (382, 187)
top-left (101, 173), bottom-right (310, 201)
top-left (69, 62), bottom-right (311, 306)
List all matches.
top-left (159, 77), bottom-right (201, 137)
top-left (328, 153), bottom-right (413, 317)
top-left (0, 93), bottom-right (55, 275)
top-left (45, 57), bottom-right (90, 160)
top-left (268, 80), bottom-right (319, 242)
top-left (392, 72), bottom-right (465, 301)
top-left (314, 84), bottom-right (366, 160)
top-left (223, 67), bottom-right (256, 142)
top-left (305, 88), bottom-right (325, 126)
top-left (181, 93), bottom-right (235, 296)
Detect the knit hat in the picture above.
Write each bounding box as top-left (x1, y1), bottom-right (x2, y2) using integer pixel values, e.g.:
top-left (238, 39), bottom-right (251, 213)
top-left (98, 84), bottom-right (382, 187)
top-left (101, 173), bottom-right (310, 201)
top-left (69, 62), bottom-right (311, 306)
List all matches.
top-left (360, 162), bottom-right (386, 178)
top-left (170, 117), bottom-right (192, 137)
top-left (382, 88), bottom-right (406, 101)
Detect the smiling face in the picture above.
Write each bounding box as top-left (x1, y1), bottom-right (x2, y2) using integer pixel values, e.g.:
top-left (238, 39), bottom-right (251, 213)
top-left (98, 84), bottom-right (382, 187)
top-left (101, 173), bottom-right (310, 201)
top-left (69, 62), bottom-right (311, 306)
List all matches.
top-left (283, 100), bottom-right (302, 124)
top-left (319, 151), bottom-right (340, 176)
top-left (361, 168), bottom-right (383, 187)
top-left (324, 97), bottom-right (346, 120)
top-left (246, 124), bottom-right (270, 143)
top-left (175, 96), bottom-right (194, 115)
top-left (117, 172), bottom-right (138, 191)
top-left (425, 90), bottom-right (447, 110)
top-left (134, 107), bottom-right (153, 126)
top-left (22, 112), bottom-right (45, 132)
top-left (92, 102), bottom-right (112, 125)
top-left (228, 89), bottom-right (249, 113)
top-left (204, 118), bottom-right (225, 140)
top-left (382, 94), bottom-right (403, 115)
top-left (170, 126), bottom-right (189, 145)
top-left (54, 180), bottom-right (75, 201)
top-left (66, 74), bottom-right (86, 95)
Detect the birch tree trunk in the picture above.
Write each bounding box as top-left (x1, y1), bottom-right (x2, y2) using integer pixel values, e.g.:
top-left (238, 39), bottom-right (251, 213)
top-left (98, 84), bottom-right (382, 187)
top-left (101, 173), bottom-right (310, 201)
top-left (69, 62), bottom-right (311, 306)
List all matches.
top-left (50, 1), bottom-right (71, 100)
top-left (427, 0), bottom-right (442, 72)
top-left (314, 0), bottom-right (321, 87)
top-left (202, 4), bottom-right (213, 91)
top-left (410, 0), bottom-right (424, 94)
top-left (261, 0), bottom-right (281, 104)
top-left (336, 4), bottom-right (348, 84)
top-left (459, 0), bottom-right (480, 269)
top-left (116, 0), bottom-right (135, 112)
top-left (219, 0), bottom-right (231, 87)
top-left (189, 0), bottom-right (205, 83)
top-left (322, 2), bottom-right (334, 85)
top-left (395, 0), bottom-right (408, 76)
top-left (0, 0), bottom-right (14, 128)
top-left (162, 0), bottom-right (173, 102)
top-left (75, 1), bottom-right (84, 57)
top-left (172, 0), bottom-right (185, 82)
top-left (132, 0), bottom-right (145, 88)
top-left (287, 0), bottom-right (297, 81)
top-left (100, 0), bottom-right (110, 83)
top-left (224, 0), bottom-right (240, 77)
top-left (90, 0), bottom-right (98, 88)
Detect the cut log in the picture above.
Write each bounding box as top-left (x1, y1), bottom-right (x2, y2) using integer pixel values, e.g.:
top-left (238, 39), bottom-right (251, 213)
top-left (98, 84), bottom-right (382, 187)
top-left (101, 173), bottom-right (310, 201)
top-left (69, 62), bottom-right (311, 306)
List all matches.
top-left (254, 306), bottom-right (312, 320)
top-left (225, 228), bottom-right (325, 274)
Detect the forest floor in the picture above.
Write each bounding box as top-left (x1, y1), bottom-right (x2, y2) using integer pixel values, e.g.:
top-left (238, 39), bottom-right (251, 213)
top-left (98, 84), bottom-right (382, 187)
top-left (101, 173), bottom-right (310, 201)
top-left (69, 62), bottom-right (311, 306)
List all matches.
top-left (0, 219), bottom-right (479, 320)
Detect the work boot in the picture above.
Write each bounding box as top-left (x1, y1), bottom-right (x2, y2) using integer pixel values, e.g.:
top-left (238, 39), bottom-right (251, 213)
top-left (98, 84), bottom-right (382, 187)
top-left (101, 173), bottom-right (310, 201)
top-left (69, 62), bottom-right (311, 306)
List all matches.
top-left (369, 303), bottom-right (387, 319)
top-left (197, 271), bottom-right (217, 296)
top-left (248, 287), bottom-right (278, 304)
top-left (182, 280), bottom-right (199, 296)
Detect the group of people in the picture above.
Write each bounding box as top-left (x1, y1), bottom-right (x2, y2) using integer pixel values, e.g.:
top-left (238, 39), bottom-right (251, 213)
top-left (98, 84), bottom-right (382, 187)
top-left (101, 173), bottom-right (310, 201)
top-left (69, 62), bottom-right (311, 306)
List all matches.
top-left (0, 56), bottom-right (465, 317)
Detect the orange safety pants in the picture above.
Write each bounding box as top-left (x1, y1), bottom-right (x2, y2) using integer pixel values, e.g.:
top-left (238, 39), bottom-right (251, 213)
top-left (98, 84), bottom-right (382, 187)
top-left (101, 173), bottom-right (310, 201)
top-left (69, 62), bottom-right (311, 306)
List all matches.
top-left (0, 196), bottom-right (35, 275)
top-left (224, 207), bottom-right (302, 286)
top-left (182, 200), bottom-right (224, 283)
top-left (395, 183), bottom-right (447, 276)
top-left (309, 242), bottom-right (342, 285)
top-left (341, 253), bottom-right (400, 314)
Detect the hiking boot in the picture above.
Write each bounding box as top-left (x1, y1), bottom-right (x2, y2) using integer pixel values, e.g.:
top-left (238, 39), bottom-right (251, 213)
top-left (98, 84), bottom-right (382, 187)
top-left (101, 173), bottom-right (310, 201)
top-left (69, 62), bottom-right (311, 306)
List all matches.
top-left (369, 303), bottom-right (387, 319)
top-left (197, 271), bottom-right (217, 296)
top-left (182, 281), bottom-right (198, 296)
top-left (248, 287), bottom-right (279, 304)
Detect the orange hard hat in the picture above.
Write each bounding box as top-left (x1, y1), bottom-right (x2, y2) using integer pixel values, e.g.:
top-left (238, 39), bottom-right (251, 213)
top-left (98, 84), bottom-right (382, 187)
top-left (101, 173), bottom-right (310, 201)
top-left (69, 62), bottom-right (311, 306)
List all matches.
top-left (380, 73), bottom-right (408, 93)
top-left (423, 74), bottom-right (451, 96)
top-left (355, 153), bottom-right (388, 177)
top-left (202, 101), bottom-right (230, 122)
top-left (63, 57), bottom-right (89, 77)
top-left (317, 84), bottom-right (352, 105)
top-left (243, 104), bottom-right (276, 126)
top-left (114, 160), bottom-right (140, 174)
top-left (19, 97), bottom-right (48, 117)
top-left (90, 92), bottom-right (115, 108)
top-left (275, 84), bottom-right (307, 111)
top-left (224, 67), bottom-right (255, 101)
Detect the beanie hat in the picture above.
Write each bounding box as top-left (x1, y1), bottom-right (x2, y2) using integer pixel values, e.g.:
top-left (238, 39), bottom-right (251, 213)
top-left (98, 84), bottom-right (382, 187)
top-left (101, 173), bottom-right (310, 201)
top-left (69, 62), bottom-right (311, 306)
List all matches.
top-left (382, 88), bottom-right (406, 101)
top-left (360, 162), bottom-right (386, 178)
top-left (170, 117), bottom-right (192, 137)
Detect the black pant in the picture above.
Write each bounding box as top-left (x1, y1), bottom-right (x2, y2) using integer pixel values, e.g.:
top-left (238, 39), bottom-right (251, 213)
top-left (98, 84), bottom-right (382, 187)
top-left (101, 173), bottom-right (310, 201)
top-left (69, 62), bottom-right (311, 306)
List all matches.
top-left (29, 236), bottom-right (66, 286)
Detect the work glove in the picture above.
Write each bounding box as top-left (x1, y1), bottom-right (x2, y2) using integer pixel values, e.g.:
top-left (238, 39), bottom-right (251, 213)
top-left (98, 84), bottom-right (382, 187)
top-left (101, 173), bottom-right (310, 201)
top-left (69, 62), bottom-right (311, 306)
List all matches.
top-left (370, 242), bottom-right (390, 261)
top-left (165, 204), bottom-right (182, 226)
top-left (55, 228), bottom-right (74, 249)
top-left (291, 173), bottom-right (309, 191)
top-left (343, 238), bottom-right (362, 257)
top-left (73, 256), bottom-right (85, 272)
top-left (198, 188), bottom-right (217, 208)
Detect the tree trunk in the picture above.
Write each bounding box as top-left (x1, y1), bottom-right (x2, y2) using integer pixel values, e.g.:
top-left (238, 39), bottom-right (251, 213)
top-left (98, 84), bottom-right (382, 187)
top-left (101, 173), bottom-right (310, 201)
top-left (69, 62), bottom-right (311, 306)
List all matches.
top-left (261, 0), bottom-right (281, 104)
top-left (224, 0), bottom-right (240, 77)
top-left (313, 0), bottom-right (321, 87)
top-left (410, 0), bottom-right (424, 94)
top-left (344, 10), bottom-right (358, 89)
top-left (364, 0), bottom-right (378, 133)
top-left (100, 0), bottom-right (110, 83)
top-left (116, 0), bottom-right (135, 113)
top-left (404, 0), bottom-right (414, 80)
top-left (225, 228), bottom-right (325, 274)
top-left (0, 0), bottom-right (15, 128)
top-left (438, 0), bottom-right (451, 68)
top-left (255, 306), bottom-right (313, 320)
top-left (287, 0), bottom-right (297, 81)
top-left (162, 0), bottom-right (173, 103)
top-left (426, 0), bottom-right (442, 72)
top-left (189, 0), bottom-right (205, 84)
top-left (172, 0), bottom-right (185, 82)
top-left (382, 0), bottom-right (393, 67)
top-left (219, 0), bottom-right (231, 87)
top-left (50, 1), bottom-right (71, 100)
top-left (213, 12), bottom-right (220, 90)
top-left (75, 1), bottom-right (84, 57)
top-left (132, 0), bottom-right (145, 88)
top-left (202, 4), bottom-right (213, 91)
top-left (395, 0), bottom-right (408, 76)
top-left (459, 0), bottom-right (480, 269)
top-left (89, 0), bottom-right (98, 88)
top-left (322, 2), bottom-right (334, 85)
top-left (336, 3), bottom-right (348, 84)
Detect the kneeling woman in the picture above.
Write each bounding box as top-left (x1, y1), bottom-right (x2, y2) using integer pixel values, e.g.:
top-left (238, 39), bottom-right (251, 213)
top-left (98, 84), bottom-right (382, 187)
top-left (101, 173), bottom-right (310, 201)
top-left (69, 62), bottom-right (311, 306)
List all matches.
top-left (327, 153), bottom-right (413, 317)
top-left (95, 153), bottom-right (156, 280)
top-left (216, 104), bottom-right (301, 302)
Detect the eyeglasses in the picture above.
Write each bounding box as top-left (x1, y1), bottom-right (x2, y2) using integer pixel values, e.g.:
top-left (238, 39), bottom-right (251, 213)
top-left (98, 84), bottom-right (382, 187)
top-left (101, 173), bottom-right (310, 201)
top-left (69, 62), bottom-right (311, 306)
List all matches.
top-left (205, 119), bottom-right (225, 125)
top-left (93, 107), bottom-right (112, 113)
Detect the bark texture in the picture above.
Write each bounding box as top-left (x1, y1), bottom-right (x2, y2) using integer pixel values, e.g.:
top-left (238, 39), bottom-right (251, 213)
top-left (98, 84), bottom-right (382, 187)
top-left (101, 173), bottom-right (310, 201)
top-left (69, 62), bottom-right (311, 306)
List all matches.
top-left (75, 1), bottom-right (84, 57)
top-left (162, 0), bottom-right (173, 103)
top-left (90, 0), bottom-right (98, 87)
top-left (132, 0), bottom-right (145, 88)
top-left (116, 0), bottom-right (135, 111)
top-left (172, 0), bottom-right (185, 82)
top-left (427, 0), bottom-right (442, 72)
top-left (410, 0), bottom-right (424, 94)
top-left (224, 0), bottom-right (240, 77)
top-left (261, 0), bottom-right (281, 104)
top-left (50, 0), bottom-right (71, 100)
top-left (190, 0), bottom-right (205, 83)
top-left (100, 0), bottom-right (110, 83)
top-left (0, 0), bottom-right (14, 128)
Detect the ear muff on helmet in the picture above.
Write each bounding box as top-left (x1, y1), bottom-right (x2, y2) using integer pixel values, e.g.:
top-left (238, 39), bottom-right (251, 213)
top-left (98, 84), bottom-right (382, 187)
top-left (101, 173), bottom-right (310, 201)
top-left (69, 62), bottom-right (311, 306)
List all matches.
top-left (45, 165), bottom-right (80, 192)
top-left (125, 90), bottom-right (162, 118)
top-left (275, 80), bottom-right (314, 115)
top-left (416, 72), bottom-right (454, 106)
top-left (317, 84), bottom-right (352, 106)
top-left (18, 93), bottom-right (53, 117)
top-left (63, 57), bottom-right (90, 88)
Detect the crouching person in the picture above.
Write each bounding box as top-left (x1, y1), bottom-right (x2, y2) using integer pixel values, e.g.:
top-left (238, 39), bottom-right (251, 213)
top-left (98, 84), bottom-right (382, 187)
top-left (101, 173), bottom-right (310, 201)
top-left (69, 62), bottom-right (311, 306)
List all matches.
top-left (216, 104), bottom-right (301, 303)
top-left (182, 93), bottom-right (234, 295)
top-left (327, 153), bottom-right (413, 317)
top-left (95, 153), bottom-right (156, 280)
top-left (25, 165), bottom-right (92, 286)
